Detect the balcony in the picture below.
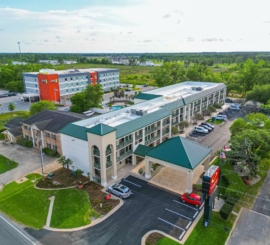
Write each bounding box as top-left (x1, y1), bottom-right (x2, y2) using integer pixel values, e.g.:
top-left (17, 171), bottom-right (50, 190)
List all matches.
top-left (116, 139), bottom-right (133, 150)
top-left (106, 161), bottom-right (112, 168)
top-left (135, 133), bottom-right (143, 140)
top-left (172, 121), bottom-right (179, 125)
top-left (93, 149), bottom-right (100, 156)
top-left (145, 126), bottom-right (159, 135)
top-left (94, 161), bottom-right (101, 169)
top-left (117, 150), bottom-right (133, 162)
top-left (106, 149), bottom-right (112, 155)
top-left (146, 135), bottom-right (160, 145)
top-left (163, 120), bottom-right (170, 126)
top-left (162, 128), bottom-right (169, 135)
top-left (172, 111), bottom-right (179, 117)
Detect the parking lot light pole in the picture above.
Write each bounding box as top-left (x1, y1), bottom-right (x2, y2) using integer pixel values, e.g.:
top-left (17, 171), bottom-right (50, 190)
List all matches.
top-left (38, 137), bottom-right (45, 179)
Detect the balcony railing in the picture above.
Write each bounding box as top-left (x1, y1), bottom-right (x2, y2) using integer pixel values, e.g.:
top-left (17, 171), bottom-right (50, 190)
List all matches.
top-left (146, 135), bottom-right (160, 145)
top-left (94, 161), bottom-right (101, 169)
top-left (116, 139), bottom-right (133, 150)
top-left (135, 133), bottom-right (143, 140)
top-left (172, 111), bottom-right (179, 117)
top-left (163, 120), bottom-right (170, 126)
top-left (106, 161), bottom-right (112, 168)
top-left (117, 150), bottom-right (133, 162)
top-left (145, 126), bottom-right (159, 135)
top-left (93, 149), bottom-right (100, 156)
top-left (162, 128), bottom-right (169, 135)
top-left (172, 121), bottom-right (179, 125)
top-left (106, 149), bottom-right (112, 155)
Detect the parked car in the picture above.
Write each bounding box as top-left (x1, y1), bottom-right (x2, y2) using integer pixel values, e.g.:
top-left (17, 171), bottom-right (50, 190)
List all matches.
top-left (229, 105), bottom-right (240, 111)
top-left (233, 103), bottom-right (242, 108)
top-left (225, 98), bottom-right (234, 103)
top-left (200, 124), bottom-right (213, 131)
top-left (63, 108), bottom-right (70, 111)
top-left (216, 115), bottom-right (227, 121)
top-left (218, 111), bottom-right (226, 116)
top-left (125, 89), bottom-right (131, 92)
top-left (143, 84), bottom-right (148, 87)
top-left (108, 183), bottom-right (131, 199)
top-left (2, 93), bottom-right (9, 97)
top-left (194, 126), bottom-right (209, 134)
top-left (181, 193), bottom-right (202, 207)
top-left (201, 122), bottom-right (215, 129)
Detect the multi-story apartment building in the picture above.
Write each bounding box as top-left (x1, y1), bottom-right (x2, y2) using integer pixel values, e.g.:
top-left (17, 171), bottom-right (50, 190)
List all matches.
top-left (22, 68), bottom-right (120, 104)
top-left (59, 81), bottom-right (226, 187)
top-left (21, 110), bottom-right (85, 155)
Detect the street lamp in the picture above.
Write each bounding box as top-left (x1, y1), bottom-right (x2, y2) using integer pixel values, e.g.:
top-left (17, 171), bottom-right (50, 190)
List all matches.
top-left (37, 133), bottom-right (45, 178)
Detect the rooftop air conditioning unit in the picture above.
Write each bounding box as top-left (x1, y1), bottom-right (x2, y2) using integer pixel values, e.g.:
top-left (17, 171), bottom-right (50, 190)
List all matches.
top-left (196, 87), bottom-right (203, 91)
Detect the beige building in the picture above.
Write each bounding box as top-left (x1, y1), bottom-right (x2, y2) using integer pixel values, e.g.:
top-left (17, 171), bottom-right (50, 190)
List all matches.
top-left (60, 81), bottom-right (226, 188)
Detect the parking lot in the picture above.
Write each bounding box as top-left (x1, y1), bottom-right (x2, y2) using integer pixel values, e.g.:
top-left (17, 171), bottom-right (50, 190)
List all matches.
top-left (26, 175), bottom-right (203, 245)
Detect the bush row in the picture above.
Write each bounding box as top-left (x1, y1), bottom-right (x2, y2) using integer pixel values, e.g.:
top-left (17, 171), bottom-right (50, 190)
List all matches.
top-left (220, 203), bottom-right (234, 220)
top-left (42, 147), bottom-right (59, 157)
top-left (17, 138), bottom-right (33, 148)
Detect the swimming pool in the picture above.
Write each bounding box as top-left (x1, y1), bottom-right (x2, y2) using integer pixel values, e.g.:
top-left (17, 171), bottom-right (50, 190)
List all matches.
top-left (111, 105), bottom-right (123, 111)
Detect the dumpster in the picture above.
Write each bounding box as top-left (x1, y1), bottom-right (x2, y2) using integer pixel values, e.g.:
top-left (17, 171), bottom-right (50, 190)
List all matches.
top-left (211, 116), bottom-right (216, 122)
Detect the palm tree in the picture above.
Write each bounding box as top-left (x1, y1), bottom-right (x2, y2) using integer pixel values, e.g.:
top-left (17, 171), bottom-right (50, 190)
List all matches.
top-left (125, 94), bottom-right (128, 101)
top-left (57, 156), bottom-right (67, 169)
top-left (65, 158), bottom-right (73, 170)
top-left (109, 97), bottom-right (112, 102)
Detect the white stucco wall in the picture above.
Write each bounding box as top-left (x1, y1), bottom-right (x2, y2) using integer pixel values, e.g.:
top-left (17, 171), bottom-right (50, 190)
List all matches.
top-left (60, 134), bottom-right (90, 174)
top-left (134, 98), bottom-right (146, 104)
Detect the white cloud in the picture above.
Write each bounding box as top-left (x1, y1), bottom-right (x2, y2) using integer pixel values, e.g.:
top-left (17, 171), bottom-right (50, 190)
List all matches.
top-left (0, 0), bottom-right (270, 52)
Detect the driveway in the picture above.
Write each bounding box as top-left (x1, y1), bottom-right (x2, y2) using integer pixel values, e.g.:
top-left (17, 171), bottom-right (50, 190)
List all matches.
top-left (25, 175), bottom-right (203, 245)
top-left (0, 143), bottom-right (57, 185)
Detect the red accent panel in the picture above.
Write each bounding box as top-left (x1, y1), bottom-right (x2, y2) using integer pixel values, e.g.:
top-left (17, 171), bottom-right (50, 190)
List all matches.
top-left (90, 71), bottom-right (98, 85)
top-left (38, 74), bottom-right (60, 101)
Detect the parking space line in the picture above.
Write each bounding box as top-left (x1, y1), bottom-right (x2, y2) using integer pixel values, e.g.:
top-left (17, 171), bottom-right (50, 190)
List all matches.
top-left (173, 200), bottom-right (198, 211)
top-left (186, 221), bottom-right (191, 229)
top-left (124, 179), bottom-right (142, 187)
top-left (193, 211), bottom-right (198, 218)
top-left (199, 202), bottom-right (205, 209)
top-left (179, 230), bottom-right (186, 240)
top-left (158, 218), bottom-right (185, 231)
top-left (165, 208), bottom-right (192, 220)
top-left (123, 175), bottom-right (130, 180)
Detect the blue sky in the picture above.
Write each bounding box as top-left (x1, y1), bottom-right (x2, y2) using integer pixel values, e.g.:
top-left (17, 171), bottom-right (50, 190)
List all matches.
top-left (0, 0), bottom-right (270, 53)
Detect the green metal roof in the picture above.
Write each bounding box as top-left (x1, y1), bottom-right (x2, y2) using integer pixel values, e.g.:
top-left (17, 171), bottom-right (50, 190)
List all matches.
top-left (183, 84), bottom-right (226, 105)
top-left (146, 136), bottom-right (212, 170)
top-left (114, 108), bottom-right (171, 139)
top-left (134, 93), bottom-right (162, 101)
top-left (134, 144), bottom-right (152, 157)
top-left (59, 123), bottom-right (88, 141)
top-left (86, 123), bottom-right (116, 136)
top-left (161, 98), bottom-right (185, 111)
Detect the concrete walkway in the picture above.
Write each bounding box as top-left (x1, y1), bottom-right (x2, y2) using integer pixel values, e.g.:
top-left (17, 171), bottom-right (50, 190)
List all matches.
top-left (45, 196), bottom-right (55, 228)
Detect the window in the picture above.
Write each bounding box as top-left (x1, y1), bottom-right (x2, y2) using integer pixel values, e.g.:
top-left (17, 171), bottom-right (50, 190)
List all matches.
top-left (35, 84), bottom-right (37, 87)
top-left (76, 77), bottom-right (78, 80)
top-left (70, 77), bottom-right (73, 80)
top-left (66, 89), bottom-right (68, 92)
top-left (77, 88), bottom-right (79, 91)
top-left (24, 125), bottom-right (27, 130)
top-left (47, 143), bottom-right (51, 149)
top-left (86, 76), bottom-right (88, 78)
top-left (51, 134), bottom-right (56, 140)
top-left (76, 83), bottom-right (78, 85)
top-left (53, 145), bottom-right (57, 151)
top-left (45, 132), bottom-right (50, 138)
top-left (35, 78), bottom-right (36, 81)
top-left (65, 78), bottom-right (67, 81)
top-left (25, 135), bottom-right (29, 140)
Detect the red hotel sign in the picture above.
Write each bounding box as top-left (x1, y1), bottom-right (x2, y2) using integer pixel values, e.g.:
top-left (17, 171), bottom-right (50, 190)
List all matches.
top-left (202, 165), bottom-right (220, 196)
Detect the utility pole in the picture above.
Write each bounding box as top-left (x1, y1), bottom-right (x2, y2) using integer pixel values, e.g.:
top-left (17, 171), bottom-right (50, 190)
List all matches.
top-left (18, 42), bottom-right (22, 62)
top-left (37, 132), bottom-right (45, 178)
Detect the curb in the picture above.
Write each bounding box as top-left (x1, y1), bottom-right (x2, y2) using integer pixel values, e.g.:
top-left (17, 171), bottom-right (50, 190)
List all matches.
top-left (34, 184), bottom-right (77, 191)
top-left (43, 195), bottom-right (123, 232)
top-left (141, 230), bottom-right (181, 245)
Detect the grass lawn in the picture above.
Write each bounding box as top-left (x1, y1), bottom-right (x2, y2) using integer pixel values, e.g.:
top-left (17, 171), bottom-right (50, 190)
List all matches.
top-left (0, 154), bottom-right (18, 174)
top-left (0, 133), bottom-right (4, 140)
top-left (50, 188), bottom-right (100, 228)
top-left (0, 174), bottom-right (99, 229)
top-left (184, 212), bottom-right (237, 245)
top-left (156, 237), bottom-right (180, 245)
top-left (0, 111), bottom-right (30, 130)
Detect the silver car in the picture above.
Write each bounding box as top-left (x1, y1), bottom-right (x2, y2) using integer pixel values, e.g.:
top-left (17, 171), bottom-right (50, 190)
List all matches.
top-left (108, 183), bottom-right (131, 199)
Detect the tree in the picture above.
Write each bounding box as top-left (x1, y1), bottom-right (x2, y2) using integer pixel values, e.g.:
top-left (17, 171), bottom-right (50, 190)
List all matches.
top-left (5, 81), bottom-right (19, 92)
top-left (229, 118), bottom-right (247, 136)
top-left (125, 94), bottom-right (128, 100)
top-left (58, 156), bottom-right (67, 169)
top-left (85, 84), bottom-right (103, 108)
top-left (8, 102), bottom-right (15, 111)
top-left (193, 113), bottom-right (204, 124)
top-left (171, 126), bottom-right (179, 136)
top-left (202, 109), bottom-right (211, 116)
top-left (65, 158), bottom-right (73, 170)
top-left (208, 105), bottom-right (217, 113)
top-left (246, 84), bottom-right (270, 105)
top-left (179, 121), bottom-right (189, 132)
top-left (29, 100), bottom-right (56, 115)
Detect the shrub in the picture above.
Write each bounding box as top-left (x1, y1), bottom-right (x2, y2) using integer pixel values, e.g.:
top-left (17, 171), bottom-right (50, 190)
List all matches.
top-left (17, 138), bottom-right (33, 148)
top-left (226, 197), bottom-right (238, 206)
top-left (213, 103), bottom-right (222, 109)
top-left (42, 147), bottom-right (58, 157)
top-left (220, 203), bottom-right (234, 220)
top-left (208, 105), bottom-right (217, 112)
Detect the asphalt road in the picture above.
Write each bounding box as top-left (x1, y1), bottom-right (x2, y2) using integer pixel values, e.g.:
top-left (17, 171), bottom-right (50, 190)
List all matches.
top-left (0, 213), bottom-right (39, 245)
top-left (25, 175), bottom-right (202, 245)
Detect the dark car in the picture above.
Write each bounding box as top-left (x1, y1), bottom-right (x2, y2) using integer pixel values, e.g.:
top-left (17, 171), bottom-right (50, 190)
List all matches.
top-left (125, 89), bottom-right (131, 92)
top-left (8, 92), bottom-right (17, 96)
top-left (143, 84), bottom-right (148, 87)
top-left (225, 98), bottom-right (234, 103)
top-left (218, 111), bottom-right (226, 115)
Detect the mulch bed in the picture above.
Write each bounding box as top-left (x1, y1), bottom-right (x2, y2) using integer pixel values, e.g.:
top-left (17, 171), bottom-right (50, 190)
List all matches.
top-left (83, 182), bottom-right (120, 215)
top-left (145, 232), bottom-right (165, 245)
top-left (36, 168), bottom-right (89, 188)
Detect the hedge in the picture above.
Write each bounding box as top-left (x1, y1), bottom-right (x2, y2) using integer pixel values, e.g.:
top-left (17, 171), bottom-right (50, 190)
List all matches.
top-left (220, 203), bottom-right (234, 220)
top-left (42, 147), bottom-right (59, 157)
top-left (17, 138), bottom-right (33, 148)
